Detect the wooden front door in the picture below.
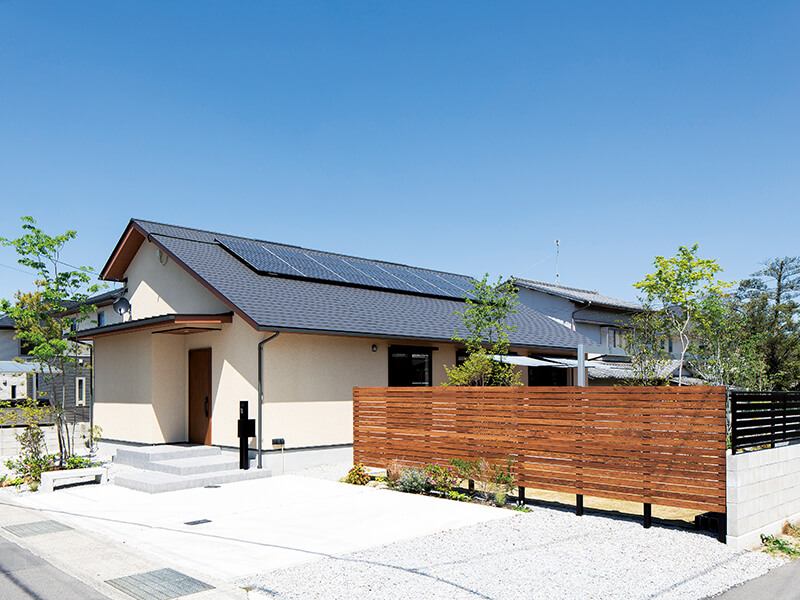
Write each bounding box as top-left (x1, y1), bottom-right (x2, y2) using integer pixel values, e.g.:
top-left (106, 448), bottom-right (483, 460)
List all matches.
top-left (188, 348), bottom-right (212, 445)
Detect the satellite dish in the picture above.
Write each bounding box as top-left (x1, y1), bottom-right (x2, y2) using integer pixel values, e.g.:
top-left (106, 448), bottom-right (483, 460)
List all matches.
top-left (113, 297), bottom-right (131, 316)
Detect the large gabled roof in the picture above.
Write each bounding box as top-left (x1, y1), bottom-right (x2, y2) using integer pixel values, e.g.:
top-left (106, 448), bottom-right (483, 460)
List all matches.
top-left (100, 219), bottom-right (595, 351)
top-left (513, 277), bottom-right (641, 311)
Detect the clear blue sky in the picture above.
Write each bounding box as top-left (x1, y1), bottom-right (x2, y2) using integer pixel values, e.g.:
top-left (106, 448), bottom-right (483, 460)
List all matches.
top-left (1, 2), bottom-right (798, 303)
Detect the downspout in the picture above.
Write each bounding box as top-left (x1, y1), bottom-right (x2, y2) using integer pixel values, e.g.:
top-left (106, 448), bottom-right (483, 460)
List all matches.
top-left (571, 300), bottom-right (593, 331)
top-left (257, 331), bottom-right (280, 469)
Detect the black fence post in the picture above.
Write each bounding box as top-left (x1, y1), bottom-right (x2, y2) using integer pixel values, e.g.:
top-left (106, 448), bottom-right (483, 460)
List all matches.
top-left (518, 486), bottom-right (526, 506)
top-left (576, 494), bottom-right (584, 516)
top-left (643, 503), bottom-right (652, 529)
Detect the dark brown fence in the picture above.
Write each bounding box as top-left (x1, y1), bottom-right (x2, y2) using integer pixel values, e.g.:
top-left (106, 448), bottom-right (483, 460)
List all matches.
top-left (354, 386), bottom-right (727, 513)
top-left (731, 391), bottom-right (800, 453)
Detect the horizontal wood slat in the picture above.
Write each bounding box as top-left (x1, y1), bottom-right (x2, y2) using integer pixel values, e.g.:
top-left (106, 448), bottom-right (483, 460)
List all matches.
top-left (353, 385), bottom-right (727, 513)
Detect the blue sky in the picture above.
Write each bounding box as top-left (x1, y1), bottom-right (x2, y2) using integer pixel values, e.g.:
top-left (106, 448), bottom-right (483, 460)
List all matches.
top-left (1, 2), bottom-right (798, 303)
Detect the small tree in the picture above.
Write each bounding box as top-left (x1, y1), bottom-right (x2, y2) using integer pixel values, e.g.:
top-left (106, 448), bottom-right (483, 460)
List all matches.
top-left (444, 275), bottom-right (522, 386)
top-left (621, 309), bottom-right (671, 386)
top-left (0, 217), bottom-right (101, 465)
top-left (633, 244), bottom-right (730, 385)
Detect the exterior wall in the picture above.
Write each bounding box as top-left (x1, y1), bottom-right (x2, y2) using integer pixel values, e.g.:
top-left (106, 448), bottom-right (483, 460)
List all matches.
top-left (0, 330), bottom-right (20, 360)
top-left (0, 374), bottom-right (27, 400)
top-left (125, 240), bottom-right (229, 320)
top-left (1, 423), bottom-right (89, 461)
top-left (727, 445), bottom-right (800, 550)
top-left (93, 330), bottom-right (156, 443)
top-left (516, 288), bottom-right (575, 329)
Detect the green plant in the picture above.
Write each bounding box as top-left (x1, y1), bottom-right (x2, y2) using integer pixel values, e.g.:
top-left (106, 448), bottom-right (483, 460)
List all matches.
top-left (395, 467), bottom-right (430, 494)
top-left (5, 477), bottom-right (25, 487)
top-left (66, 455), bottom-right (98, 469)
top-left (0, 474), bottom-right (6, 486)
top-left (344, 463), bottom-right (371, 486)
top-left (5, 453), bottom-right (57, 483)
top-left (82, 425), bottom-right (103, 449)
top-left (28, 481), bottom-right (39, 492)
top-left (449, 458), bottom-right (477, 482)
top-left (493, 491), bottom-right (507, 507)
top-left (761, 534), bottom-right (800, 558)
top-left (425, 463), bottom-right (458, 494)
top-left (447, 491), bottom-right (470, 502)
top-left (783, 521), bottom-right (800, 538)
top-left (511, 504), bottom-right (532, 513)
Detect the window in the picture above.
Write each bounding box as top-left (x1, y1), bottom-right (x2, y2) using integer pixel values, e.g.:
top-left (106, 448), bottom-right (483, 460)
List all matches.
top-left (97, 311), bottom-right (105, 327)
top-left (19, 340), bottom-right (34, 356)
top-left (389, 346), bottom-right (433, 386)
top-left (456, 349), bottom-right (469, 367)
top-left (75, 377), bottom-right (86, 407)
top-left (10, 385), bottom-right (16, 399)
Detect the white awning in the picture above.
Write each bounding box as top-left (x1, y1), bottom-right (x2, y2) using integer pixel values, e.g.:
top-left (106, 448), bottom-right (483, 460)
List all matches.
top-left (0, 361), bottom-right (43, 374)
top-left (488, 355), bottom-right (569, 368)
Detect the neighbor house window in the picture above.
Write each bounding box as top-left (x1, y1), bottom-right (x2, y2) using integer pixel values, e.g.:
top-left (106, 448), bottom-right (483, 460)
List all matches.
top-left (97, 311), bottom-right (105, 326)
top-left (389, 346), bottom-right (433, 386)
top-left (20, 340), bottom-right (34, 356)
top-left (76, 377), bottom-right (86, 407)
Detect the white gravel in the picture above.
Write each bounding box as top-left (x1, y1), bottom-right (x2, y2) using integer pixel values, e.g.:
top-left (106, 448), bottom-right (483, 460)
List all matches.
top-left (236, 499), bottom-right (786, 600)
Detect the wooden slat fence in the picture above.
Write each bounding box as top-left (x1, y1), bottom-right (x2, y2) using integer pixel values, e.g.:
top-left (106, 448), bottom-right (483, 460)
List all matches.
top-left (354, 386), bottom-right (727, 513)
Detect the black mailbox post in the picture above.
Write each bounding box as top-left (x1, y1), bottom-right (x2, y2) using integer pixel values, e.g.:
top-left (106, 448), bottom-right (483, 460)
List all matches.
top-left (237, 400), bottom-right (256, 470)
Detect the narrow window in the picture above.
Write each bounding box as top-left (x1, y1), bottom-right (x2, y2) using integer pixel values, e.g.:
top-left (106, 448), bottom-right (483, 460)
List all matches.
top-left (11, 385), bottom-right (16, 399)
top-left (97, 311), bottom-right (105, 327)
top-left (76, 377), bottom-right (86, 407)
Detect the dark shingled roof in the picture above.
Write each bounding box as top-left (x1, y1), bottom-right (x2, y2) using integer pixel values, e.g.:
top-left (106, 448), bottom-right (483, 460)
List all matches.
top-left (124, 219), bottom-right (594, 350)
top-left (1, 289), bottom-right (122, 329)
top-left (513, 277), bottom-right (641, 311)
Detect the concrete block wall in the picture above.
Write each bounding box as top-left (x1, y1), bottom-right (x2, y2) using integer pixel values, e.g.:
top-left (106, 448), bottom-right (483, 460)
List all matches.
top-left (727, 444), bottom-right (800, 550)
top-left (0, 423), bottom-right (89, 462)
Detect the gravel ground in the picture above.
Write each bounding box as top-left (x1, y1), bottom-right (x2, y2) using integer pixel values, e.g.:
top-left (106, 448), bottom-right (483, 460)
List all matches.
top-left (236, 498), bottom-right (786, 600)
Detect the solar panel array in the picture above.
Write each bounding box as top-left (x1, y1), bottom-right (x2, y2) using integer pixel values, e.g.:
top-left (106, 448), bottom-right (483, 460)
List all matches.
top-left (218, 238), bottom-right (474, 299)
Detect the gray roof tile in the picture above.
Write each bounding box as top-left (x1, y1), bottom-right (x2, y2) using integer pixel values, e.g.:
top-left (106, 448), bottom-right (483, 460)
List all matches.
top-left (132, 220), bottom-right (594, 350)
top-left (513, 277), bottom-right (641, 310)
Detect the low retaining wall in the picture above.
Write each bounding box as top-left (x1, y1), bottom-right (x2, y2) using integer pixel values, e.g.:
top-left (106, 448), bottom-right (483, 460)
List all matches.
top-left (0, 423), bottom-right (89, 461)
top-left (727, 444), bottom-right (800, 550)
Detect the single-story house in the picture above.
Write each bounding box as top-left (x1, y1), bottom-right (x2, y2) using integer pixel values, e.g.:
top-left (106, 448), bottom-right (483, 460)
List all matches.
top-left (77, 219), bottom-right (593, 460)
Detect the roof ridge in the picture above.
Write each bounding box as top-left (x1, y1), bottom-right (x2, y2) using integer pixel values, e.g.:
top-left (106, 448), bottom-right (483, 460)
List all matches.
top-left (513, 277), bottom-right (598, 295)
top-left (134, 218), bottom-right (474, 281)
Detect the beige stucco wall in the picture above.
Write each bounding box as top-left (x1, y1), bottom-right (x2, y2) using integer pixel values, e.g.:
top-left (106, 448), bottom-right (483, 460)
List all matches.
top-left (125, 240), bottom-right (229, 320)
top-left (93, 330), bottom-right (155, 443)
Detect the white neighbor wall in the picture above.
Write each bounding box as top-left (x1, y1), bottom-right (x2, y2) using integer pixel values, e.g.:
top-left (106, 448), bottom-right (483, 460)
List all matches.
top-left (726, 444), bottom-right (800, 550)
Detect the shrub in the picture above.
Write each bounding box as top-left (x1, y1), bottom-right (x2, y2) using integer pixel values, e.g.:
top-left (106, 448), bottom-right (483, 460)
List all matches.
top-left (395, 467), bottom-right (430, 494)
top-left (493, 491), bottom-right (507, 507)
top-left (5, 453), bottom-right (57, 483)
top-left (425, 463), bottom-right (458, 494)
top-left (447, 490), bottom-right (470, 502)
top-left (449, 456), bottom-right (516, 498)
top-left (66, 455), bottom-right (98, 469)
top-left (345, 463), bottom-right (371, 485)
top-left (386, 459), bottom-right (404, 485)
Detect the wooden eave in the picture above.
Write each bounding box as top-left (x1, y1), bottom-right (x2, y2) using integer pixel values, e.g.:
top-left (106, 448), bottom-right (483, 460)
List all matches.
top-left (101, 221), bottom-right (145, 281)
top-left (76, 313), bottom-right (233, 340)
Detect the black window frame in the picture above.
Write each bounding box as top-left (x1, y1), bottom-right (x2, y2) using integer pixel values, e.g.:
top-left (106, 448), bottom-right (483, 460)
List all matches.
top-left (388, 345), bottom-right (436, 387)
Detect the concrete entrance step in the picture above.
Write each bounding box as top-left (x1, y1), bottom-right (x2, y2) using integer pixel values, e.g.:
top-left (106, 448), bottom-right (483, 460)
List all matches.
top-left (146, 454), bottom-right (240, 476)
top-left (114, 461), bottom-right (271, 494)
top-left (114, 444), bottom-right (221, 468)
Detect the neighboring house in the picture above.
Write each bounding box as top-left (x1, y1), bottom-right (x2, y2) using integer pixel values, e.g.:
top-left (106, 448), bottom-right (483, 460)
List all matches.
top-left (0, 289), bottom-right (123, 423)
top-left (512, 278), bottom-right (686, 385)
top-left (76, 219), bottom-right (594, 459)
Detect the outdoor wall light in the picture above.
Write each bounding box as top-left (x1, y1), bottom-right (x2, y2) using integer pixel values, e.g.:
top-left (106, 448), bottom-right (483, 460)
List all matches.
top-left (372, 344), bottom-right (378, 352)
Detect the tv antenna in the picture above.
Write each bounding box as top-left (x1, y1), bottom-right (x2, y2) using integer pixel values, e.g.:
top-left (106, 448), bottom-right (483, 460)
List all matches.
top-left (555, 239), bottom-right (560, 285)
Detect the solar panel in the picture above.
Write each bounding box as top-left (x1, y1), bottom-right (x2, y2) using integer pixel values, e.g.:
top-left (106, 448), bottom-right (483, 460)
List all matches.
top-left (218, 238), bottom-right (475, 299)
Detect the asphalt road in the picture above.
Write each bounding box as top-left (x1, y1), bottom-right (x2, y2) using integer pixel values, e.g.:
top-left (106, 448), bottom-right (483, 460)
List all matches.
top-left (0, 536), bottom-right (109, 600)
top-left (707, 558), bottom-right (800, 600)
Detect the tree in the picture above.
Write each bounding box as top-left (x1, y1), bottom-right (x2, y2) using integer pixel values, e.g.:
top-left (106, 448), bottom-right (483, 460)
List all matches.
top-left (737, 257), bottom-right (800, 390)
top-left (444, 275), bottom-right (522, 386)
top-left (0, 217), bottom-right (101, 464)
top-left (633, 244), bottom-right (730, 385)
top-left (621, 309), bottom-right (671, 386)
top-left (693, 291), bottom-right (770, 391)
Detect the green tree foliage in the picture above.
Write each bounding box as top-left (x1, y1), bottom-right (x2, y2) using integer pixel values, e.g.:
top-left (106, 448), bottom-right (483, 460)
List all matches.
top-left (622, 310), bottom-right (671, 386)
top-left (693, 291), bottom-right (770, 390)
top-left (0, 217), bottom-right (101, 464)
top-left (737, 257), bottom-right (800, 390)
top-left (445, 275), bottom-right (522, 386)
top-left (633, 244), bottom-right (730, 385)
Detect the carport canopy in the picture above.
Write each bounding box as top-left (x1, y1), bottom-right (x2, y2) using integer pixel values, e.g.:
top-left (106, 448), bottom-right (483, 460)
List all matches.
top-left (487, 355), bottom-right (569, 368)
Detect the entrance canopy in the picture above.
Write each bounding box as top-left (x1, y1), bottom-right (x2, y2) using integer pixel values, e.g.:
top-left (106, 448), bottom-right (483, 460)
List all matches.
top-left (488, 355), bottom-right (568, 368)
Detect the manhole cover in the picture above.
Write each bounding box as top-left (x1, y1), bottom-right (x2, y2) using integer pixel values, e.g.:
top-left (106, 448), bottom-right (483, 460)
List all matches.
top-left (3, 520), bottom-right (73, 537)
top-left (105, 568), bottom-right (214, 600)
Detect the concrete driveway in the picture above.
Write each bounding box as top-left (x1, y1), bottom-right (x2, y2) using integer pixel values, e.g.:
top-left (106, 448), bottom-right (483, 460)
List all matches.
top-left (12, 474), bottom-right (508, 580)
